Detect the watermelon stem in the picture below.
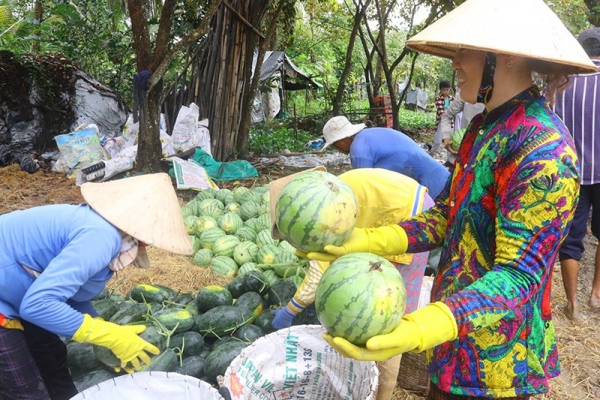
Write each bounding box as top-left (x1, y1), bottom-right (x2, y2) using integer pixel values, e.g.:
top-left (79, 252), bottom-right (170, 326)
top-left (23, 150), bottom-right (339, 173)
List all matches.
top-left (369, 261), bottom-right (383, 272)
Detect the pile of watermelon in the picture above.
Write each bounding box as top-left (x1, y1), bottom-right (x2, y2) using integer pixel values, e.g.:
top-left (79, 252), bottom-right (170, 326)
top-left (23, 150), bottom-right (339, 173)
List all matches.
top-left (67, 278), bottom-right (319, 392)
top-left (182, 185), bottom-right (308, 284)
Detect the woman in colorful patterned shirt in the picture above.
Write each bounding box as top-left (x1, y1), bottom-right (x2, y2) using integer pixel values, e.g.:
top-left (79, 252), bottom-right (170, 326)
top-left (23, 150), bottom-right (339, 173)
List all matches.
top-left (301, 0), bottom-right (598, 398)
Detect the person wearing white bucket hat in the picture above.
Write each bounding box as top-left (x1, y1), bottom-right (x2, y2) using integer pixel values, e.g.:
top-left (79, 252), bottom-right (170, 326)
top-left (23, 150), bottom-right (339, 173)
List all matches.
top-left (0, 173), bottom-right (192, 399)
top-left (301, 0), bottom-right (598, 399)
top-left (322, 115), bottom-right (450, 198)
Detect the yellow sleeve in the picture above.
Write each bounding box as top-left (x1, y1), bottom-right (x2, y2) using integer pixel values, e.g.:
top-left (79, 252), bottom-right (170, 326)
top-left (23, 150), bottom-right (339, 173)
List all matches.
top-left (286, 260), bottom-right (329, 314)
top-left (340, 168), bottom-right (426, 265)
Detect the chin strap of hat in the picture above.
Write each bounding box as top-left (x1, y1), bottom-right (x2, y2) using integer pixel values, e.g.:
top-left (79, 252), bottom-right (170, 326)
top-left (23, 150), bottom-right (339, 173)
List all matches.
top-left (477, 53), bottom-right (496, 104)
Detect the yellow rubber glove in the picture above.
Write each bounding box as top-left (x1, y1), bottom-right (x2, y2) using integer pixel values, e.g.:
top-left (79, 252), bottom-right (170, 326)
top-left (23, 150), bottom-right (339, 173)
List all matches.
top-left (72, 314), bottom-right (160, 371)
top-left (299, 225), bottom-right (409, 261)
top-left (323, 302), bottom-right (457, 362)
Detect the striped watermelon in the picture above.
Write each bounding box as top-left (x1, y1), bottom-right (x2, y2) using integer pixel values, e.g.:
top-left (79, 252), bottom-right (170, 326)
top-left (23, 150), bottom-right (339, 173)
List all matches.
top-left (275, 171), bottom-right (358, 252)
top-left (256, 244), bottom-right (281, 264)
top-left (233, 241), bottom-right (258, 265)
top-left (194, 189), bottom-right (217, 201)
top-left (210, 256), bottom-right (238, 278)
top-left (315, 253), bottom-right (406, 346)
top-left (200, 228), bottom-right (227, 250)
top-left (198, 198), bottom-right (224, 213)
top-left (255, 229), bottom-right (277, 248)
top-left (225, 202), bottom-right (241, 213)
top-left (232, 186), bottom-right (250, 204)
top-left (215, 189), bottom-right (234, 204)
top-left (193, 249), bottom-right (213, 267)
top-left (235, 226), bottom-right (257, 242)
top-left (239, 201), bottom-right (259, 221)
top-left (218, 212), bottom-right (244, 234)
top-left (238, 262), bottom-right (260, 276)
top-left (212, 235), bottom-right (241, 257)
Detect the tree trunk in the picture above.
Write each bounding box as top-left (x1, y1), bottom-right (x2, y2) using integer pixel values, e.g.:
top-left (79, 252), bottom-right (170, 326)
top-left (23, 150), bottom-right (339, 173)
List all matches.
top-left (197, 0), bottom-right (270, 162)
top-left (136, 81), bottom-right (164, 172)
top-left (332, 0), bottom-right (372, 115)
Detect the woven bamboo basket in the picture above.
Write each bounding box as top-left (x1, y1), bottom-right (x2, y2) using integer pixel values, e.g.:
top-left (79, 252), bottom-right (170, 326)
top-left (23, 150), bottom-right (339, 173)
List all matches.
top-left (397, 351), bottom-right (430, 396)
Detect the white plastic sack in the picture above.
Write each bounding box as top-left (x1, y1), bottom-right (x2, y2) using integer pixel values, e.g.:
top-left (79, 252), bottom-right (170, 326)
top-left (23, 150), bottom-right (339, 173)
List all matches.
top-left (196, 119), bottom-right (212, 157)
top-left (70, 372), bottom-right (223, 400)
top-left (417, 276), bottom-right (434, 310)
top-left (171, 103), bottom-right (200, 153)
top-left (223, 325), bottom-right (379, 400)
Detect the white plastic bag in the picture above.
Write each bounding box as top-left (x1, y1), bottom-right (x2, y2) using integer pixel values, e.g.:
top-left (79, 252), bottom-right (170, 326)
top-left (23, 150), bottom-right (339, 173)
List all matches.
top-left (171, 103), bottom-right (200, 153)
top-left (70, 372), bottom-right (223, 400)
top-left (223, 325), bottom-right (379, 400)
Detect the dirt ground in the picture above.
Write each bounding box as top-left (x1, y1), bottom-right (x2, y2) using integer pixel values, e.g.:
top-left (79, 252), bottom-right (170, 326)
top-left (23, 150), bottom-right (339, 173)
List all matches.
top-left (0, 162), bottom-right (598, 399)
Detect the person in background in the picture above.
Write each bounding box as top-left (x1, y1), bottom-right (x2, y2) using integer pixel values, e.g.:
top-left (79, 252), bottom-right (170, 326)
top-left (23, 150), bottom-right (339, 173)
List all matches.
top-left (321, 116), bottom-right (450, 198)
top-left (431, 80), bottom-right (454, 155)
top-left (553, 27), bottom-right (600, 321)
top-left (301, 0), bottom-right (597, 398)
top-left (270, 168), bottom-right (434, 400)
top-left (440, 91), bottom-right (485, 170)
top-left (0, 173), bottom-right (193, 399)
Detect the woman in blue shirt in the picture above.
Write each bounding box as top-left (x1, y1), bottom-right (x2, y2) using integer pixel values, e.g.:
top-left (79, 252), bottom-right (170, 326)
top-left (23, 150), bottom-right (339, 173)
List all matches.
top-left (0, 173), bottom-right (192, 399)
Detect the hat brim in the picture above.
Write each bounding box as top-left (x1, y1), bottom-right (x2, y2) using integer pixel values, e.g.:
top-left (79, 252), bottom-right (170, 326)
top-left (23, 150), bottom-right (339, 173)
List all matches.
top-left (321, 123), bottom-right (365, 151)
top-left (81, 173), bottom-right (193, 256)
top-left (269, 166), bottom-right (327, 239)
top-left (406, 0), bottom-right (598, 74)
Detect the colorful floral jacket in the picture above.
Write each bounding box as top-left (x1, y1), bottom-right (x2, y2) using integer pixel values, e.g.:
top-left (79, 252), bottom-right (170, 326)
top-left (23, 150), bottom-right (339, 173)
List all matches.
top-left (400, 87), bottom-right (580, 397)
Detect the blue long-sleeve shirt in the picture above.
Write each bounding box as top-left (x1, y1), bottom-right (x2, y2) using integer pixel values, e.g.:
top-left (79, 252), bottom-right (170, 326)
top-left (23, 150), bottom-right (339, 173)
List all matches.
top-left (0, 204), bottom-right (120, 337)
top-left (350, 127), bottom-right (450, 198)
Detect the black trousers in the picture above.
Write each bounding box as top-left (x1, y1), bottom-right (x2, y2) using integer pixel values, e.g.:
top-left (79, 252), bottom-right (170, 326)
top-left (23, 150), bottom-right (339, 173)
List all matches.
top-left (0, 321), bottom-right (77, 400)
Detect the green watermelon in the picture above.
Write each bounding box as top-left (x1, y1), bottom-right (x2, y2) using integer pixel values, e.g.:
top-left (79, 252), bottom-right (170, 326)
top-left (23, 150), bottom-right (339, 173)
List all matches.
top-left (193, 249), bottom-right (213, 267)
top-left (215, 188), bottom-right (234, 204)
top-left (183, 216), bottom-right (198, 234)
top-left (315, 253), bottom-right (406, 346)
top-left (194, 189), bottom-right (217, 201)
top-left (200, 205), bottom-right (224, 220)
top-left (198, 198), bottom-right (225, 213)
top-left (190, 235), bottom-right (202, 254)
top-left (209, 256), bottom-right (238, 278)
top-left (239, 201), bottom-right (260, 221)
top-left (256, 244), bottom-right (281, 264)
top-left (238, 262), bottom-right (260, 276)
top-left (232, 186), bottom-right (250, 204)
top-left (241, 190), bottom-right (262, 204)
top-left (196, 285), bottom-right (233, 312)
top-left (255, 229), bottom-right (277, 248)
top-left (218, 212), bottom-right (244, 234)
top-left (275, 171), bottom-right (358, 252)
top-left (235, 226), bottom-right (257, 242)
top-left (225, 202), bottom-right (241, 213)
top-left (233, 241), bottom-right (258, 265)
top-left (212, 235), bottom-right (241, 257)
top-left (199, 227), bottom-right (227, 250)
top-left (195, 215), bottom-right (218, 234)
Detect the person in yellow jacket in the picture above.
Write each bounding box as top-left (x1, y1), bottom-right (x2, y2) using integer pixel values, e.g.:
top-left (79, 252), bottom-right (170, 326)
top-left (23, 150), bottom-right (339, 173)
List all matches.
top-left (270, 167), bottom-right (434, 400)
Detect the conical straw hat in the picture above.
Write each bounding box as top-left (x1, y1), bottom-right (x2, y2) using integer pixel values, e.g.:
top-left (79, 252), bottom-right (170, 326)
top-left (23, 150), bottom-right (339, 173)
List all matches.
top-left (406, 0), bottom-right (598, 74)
top-left (81, 173), bottom-right (193, 255)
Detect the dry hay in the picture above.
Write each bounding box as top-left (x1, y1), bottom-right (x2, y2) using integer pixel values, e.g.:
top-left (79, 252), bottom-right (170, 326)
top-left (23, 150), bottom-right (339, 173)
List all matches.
top-left (105, 248), bottom-right (230, 296)
top-left (2, 165), bottom-right (600, 399)
top-left (0, 164), bottom-right (83, 213)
